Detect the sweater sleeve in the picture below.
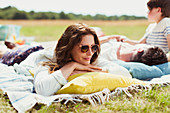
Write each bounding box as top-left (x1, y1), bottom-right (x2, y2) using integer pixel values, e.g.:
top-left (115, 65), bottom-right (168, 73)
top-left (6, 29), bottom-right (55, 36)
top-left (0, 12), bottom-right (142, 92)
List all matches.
top-left (34, 65), bottom-right (67, 96)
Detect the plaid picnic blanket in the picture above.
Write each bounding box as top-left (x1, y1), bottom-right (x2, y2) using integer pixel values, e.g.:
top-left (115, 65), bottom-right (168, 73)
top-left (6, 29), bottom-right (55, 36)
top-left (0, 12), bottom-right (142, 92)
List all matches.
top-left (0, 62), bottom-right (170, 112)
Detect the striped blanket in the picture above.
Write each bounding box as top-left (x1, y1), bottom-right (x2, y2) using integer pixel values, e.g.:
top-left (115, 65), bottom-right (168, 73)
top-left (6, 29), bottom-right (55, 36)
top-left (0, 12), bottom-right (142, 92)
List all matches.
top-left (0, 62), bottom-right (170, 112)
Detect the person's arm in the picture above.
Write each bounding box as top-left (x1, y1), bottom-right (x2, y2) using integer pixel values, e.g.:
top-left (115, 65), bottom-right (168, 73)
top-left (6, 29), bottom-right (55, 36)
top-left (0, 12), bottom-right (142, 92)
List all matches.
top-left (167, 34), bottom-right (170, 62)
top-left (167, 53), bottom-right (170, 62)
top-left (60, 62), bottom-right (103, 79)
top-left (121, 37), bottom-right (146, 45)
top-left (34, 66), bottom-right (67, 96)
top-left (34, 62), bottom-right (102, 96)
top-left (100, 36), bottom-right (119, 44)
top-left (166, 34), bottom-right (170, 51)
top-left (120, 23), bottom-right (153, 45)
top-left (100, 38), bottom-right (112, 44)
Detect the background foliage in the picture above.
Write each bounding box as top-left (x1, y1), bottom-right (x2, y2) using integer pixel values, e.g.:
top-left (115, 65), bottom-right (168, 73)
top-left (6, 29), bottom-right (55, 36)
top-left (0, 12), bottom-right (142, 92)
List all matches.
top-left (0, 6), bottom-right (147, 20)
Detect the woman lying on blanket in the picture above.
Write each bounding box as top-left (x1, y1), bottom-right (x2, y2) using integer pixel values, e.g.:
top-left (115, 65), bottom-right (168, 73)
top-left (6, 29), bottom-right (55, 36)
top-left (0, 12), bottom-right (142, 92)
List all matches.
top-left (99, 38), bottom-right (168, 66)
top-left (34, 23), bottom-right (132, 96)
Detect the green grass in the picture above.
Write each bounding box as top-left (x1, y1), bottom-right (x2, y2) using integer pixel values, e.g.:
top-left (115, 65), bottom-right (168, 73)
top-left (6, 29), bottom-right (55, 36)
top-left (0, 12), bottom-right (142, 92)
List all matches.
top-left (20, 25), bottom-right (67, 42)
top-left (0, 20), bottom-right (169, 112)
top-left (1, 86), bottom-right (169, 113)
top-left (18, 20), bottom-right (148, 42)
top-left (20, 25), bottom-right (146, 42)
top-left (29, 86), bottom-right (170, 113)
top-left (98, 25), bottom-right (147, 40)
top-left (0, 89), bottom-right (16, 113)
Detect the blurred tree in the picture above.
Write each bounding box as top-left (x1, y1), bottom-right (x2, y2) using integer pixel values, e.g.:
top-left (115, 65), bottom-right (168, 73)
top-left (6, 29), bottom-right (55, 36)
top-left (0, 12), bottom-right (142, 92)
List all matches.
top-left (0, 6), bottom-right (147, 20)
top-left (82, 15), bottom-right (93, 20)
top-left (59, 11), bottom-right (70, 19)
top-left (108, 16), bottom-right (119, 20)
top-left (12, 11), bottom-right (28, 19)
top-left (94, 14), bottom-right (107, 20)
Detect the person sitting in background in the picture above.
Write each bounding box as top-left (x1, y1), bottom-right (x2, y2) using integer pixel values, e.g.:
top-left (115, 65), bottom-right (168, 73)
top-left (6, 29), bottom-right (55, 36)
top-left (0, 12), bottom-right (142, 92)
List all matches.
top-left (115, 0), bottom-right (170, 54)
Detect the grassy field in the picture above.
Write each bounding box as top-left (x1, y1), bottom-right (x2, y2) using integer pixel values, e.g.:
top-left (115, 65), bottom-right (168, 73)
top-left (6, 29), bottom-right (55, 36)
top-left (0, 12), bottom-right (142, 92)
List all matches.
top-left (0, 20), bottom-right (170, 113)
top-left (0, 20), bottom-right (150, 41)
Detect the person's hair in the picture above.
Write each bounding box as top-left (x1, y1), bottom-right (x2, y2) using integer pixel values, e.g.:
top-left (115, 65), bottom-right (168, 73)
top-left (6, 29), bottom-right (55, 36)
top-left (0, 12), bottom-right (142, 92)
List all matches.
top-left (131, 46), bottom-right (168, 66)
top-left (147, 0), bottom-right (170, 17)
top-left (43, 23), bottom-right (100, 72)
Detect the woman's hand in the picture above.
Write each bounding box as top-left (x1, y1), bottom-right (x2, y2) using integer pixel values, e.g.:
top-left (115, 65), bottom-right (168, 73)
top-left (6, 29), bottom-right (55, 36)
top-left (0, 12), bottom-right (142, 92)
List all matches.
top-left (60, 62), bottom-right (102, 79)
top-left (74, 62), bottom-right (102, 72)
top-left (70, 70), bottom-right (87, 76)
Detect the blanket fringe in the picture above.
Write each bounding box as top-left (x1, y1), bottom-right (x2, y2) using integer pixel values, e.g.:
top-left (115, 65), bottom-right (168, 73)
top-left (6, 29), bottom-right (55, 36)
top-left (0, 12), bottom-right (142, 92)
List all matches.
top-left (78, 88), bottom-right (110, 106)
top-left (52, 82), bottom-right (170, 106)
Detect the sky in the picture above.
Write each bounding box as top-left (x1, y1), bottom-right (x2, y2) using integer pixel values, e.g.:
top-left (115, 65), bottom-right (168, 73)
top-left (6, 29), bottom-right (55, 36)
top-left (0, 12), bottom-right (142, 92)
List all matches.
top-left (0, 0), bottom-right (149, 17)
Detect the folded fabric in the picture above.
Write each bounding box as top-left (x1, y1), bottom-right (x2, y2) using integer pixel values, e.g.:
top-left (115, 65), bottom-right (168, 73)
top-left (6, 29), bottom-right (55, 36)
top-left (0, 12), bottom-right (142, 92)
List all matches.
top-left (155, 62), bottom-right (170, 75)
top-left (114, 60), bottom-right (169, 80)
top-left (150, 74), bottom-right (170, 83)
top-left (0, 45), bottom-right (44, 66)
top-left (57, 72), bottom-right (146, 94)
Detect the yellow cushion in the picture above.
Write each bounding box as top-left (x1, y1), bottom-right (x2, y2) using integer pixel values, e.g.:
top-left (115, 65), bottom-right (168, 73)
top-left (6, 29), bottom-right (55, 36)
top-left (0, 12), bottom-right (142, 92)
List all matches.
top-left (57, 72), bottom-right (146, 94)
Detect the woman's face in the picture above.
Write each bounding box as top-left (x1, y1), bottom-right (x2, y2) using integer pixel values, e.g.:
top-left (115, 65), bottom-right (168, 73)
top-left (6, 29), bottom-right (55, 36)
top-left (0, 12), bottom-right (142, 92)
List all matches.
top-left (71, 34), bottom-right (96, 65)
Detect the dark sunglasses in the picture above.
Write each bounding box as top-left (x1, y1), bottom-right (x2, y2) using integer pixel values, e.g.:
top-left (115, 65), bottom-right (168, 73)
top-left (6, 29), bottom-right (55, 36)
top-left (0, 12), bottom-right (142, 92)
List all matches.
top-left (79, 44), bottom-right (99, 53)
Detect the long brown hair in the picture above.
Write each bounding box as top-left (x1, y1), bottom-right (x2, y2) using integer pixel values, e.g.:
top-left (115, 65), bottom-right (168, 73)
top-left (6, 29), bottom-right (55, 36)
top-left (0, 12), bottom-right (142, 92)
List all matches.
top-left (43, 23), bottom-right (100, 72)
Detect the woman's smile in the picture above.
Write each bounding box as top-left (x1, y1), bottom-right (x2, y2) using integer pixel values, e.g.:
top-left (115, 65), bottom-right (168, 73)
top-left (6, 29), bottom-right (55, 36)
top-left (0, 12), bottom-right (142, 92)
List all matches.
top-left (83, 57), bottom-right (91, 61)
